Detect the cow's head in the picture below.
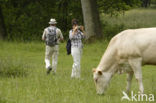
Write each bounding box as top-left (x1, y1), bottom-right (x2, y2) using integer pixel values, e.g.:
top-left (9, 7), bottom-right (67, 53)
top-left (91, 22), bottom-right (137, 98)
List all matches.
top-left (93, 69), bottom-right (112, 95)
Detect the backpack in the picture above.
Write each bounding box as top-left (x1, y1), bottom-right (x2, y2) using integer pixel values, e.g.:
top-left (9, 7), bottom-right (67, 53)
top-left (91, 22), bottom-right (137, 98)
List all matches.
top-left (46, 27), bottom-right (57, 46)
top-left (66, 39), bottom-right (71, 55)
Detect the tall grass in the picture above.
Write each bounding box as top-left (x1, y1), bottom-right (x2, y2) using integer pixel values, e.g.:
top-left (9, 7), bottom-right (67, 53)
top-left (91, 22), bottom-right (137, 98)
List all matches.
top-left (101, 8), bottom-right (156, 38)
top-left (0, 58), bottom-right (28, 77)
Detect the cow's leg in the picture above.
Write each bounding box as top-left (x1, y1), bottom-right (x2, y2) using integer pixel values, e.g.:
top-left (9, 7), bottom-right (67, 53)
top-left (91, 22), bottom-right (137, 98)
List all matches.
top-left (128, 58), bottom-right (144, 93)
top-left (126, 71), bottom-right (133, 94)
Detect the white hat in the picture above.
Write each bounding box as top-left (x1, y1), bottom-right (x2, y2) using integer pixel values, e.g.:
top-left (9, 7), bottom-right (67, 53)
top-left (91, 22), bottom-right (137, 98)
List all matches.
top-left (49, 18), bottom-right (57, 24)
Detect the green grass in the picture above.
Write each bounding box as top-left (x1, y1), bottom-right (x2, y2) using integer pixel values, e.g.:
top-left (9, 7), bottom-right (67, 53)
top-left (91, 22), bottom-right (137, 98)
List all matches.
top-left (0, 8), bottom-right (156, 103)
top-left (0, 40), bottom-right (155, 103)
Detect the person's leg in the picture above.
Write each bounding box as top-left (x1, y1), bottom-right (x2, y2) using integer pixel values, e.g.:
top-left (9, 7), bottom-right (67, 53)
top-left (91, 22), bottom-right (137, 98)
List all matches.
top-left (52, 45), bottom-right (59, 73)
top-left (71, 47), bottom-right (81, 78)
top-left (75, 48), bottom-right (82, 78)
top-left (45, 46), bottom-right (53, 74)
top-left (45, 46), bottom-right (52, 68)
top-left (78, 48), bottom-right (83, 76)
top-left (71, 47), bottom-right (76, 78)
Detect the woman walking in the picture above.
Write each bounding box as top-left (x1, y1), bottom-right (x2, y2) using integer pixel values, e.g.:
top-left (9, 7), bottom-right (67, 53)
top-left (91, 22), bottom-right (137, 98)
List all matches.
top-left (69, 19), bottom-right (85, 78)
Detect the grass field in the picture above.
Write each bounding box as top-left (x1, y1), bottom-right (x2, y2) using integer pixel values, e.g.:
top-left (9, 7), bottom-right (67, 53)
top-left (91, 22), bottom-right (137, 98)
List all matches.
top-left (0, 8), bottom-right (156, 103)
top-left (0, 40), bottom-right (155, 103)
top-left (101, 8), bottom-right (156, 38)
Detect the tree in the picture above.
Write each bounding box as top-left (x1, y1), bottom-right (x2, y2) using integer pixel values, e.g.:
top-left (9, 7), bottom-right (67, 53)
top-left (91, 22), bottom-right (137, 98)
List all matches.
top-left (141, 0), bottom-right (151, 7)
top-left (97, 0), bottom-right (141, 16)
top-left (0, 5), bottom-right (7, 40)
top-left (81, 0), bottom-right (102, 39)
top-left (57, 0), bottom-right (83, 35)
top-left (1, 0), bottom-right (83, 41)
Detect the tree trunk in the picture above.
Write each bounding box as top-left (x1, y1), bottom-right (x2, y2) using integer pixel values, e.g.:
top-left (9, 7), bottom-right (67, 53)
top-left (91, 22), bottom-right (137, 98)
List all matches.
top-left (142, 0), bottom-right (151, 8)
top-left (0, 5), bottom-right (7, 40)
top-left (81, 0), bottom-right (102, 39)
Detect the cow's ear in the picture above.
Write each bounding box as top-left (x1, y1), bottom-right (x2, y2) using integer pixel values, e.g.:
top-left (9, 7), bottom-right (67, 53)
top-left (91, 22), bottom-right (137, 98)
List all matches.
top-left (92, 68), bottom-right (96, 72)
top-left (98, 70), bottom-right (103, 75)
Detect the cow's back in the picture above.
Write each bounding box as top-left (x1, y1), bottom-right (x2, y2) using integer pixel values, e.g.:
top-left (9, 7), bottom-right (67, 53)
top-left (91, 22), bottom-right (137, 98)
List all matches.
top-left (111, 28), bottom-right (156, 65)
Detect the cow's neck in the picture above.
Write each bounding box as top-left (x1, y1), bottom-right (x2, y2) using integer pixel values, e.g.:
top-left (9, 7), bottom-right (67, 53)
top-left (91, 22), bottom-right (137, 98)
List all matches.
top-left (97, 47), bottom-right (118, 75)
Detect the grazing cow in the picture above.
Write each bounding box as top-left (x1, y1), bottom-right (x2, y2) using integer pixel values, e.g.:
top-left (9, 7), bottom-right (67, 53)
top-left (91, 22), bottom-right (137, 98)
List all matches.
top-left (93, 28), bottom-right (156, 95)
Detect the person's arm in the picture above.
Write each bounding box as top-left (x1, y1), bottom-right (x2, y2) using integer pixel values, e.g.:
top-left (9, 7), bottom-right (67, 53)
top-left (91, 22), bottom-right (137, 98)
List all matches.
top-left (42, 29), bottom-right (46, 41)
top-left (80, 26), bottom-right (86, 39)
top-left (57, 28), bottom-right (64, 42)
top-left (80, 25), bottom-right (84, 33)
top-left (72, 26), bottom-right (78, 35)
top-left (69, 30), bottom-right (75, 39)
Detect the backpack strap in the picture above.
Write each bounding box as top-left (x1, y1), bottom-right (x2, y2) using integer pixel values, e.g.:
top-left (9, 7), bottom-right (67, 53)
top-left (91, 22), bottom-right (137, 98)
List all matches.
top-left (54, 27), bottom-right (57, 36)
top-left (53, 27), bottom-right (57, 42)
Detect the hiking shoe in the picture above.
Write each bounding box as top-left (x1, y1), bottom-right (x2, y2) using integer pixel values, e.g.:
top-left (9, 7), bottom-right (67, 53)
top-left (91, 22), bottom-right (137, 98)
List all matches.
top-left (47, 67), bottom-right (52, 74)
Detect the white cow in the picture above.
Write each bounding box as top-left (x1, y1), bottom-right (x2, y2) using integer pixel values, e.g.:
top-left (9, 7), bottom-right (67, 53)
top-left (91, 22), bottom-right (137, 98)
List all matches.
top-left (93, 28), bottom-right (156, 95)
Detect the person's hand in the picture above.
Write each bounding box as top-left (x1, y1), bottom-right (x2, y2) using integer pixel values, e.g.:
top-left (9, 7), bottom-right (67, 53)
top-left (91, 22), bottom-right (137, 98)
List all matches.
top-left (42, 37), bottom-right (45, 41)
top-left (59, 38), bottom-right (64, 43)
top-left (73, 26), bottom-right (78, 32)
top-left (72, 26), bottom-right (78, 35)
top-left (80, 26), bottom-right (84, 32)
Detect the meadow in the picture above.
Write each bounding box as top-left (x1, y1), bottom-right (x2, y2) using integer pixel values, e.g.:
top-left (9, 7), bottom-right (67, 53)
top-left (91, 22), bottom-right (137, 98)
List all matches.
top-left (101, 7), bottom-right (156, 38)
top-left (0, 8), bottom-right (156, 103)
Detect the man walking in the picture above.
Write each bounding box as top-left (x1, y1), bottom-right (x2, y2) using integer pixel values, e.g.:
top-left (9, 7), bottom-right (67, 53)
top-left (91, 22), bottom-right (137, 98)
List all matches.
top-left (42, 18), bottom-right (64, 74)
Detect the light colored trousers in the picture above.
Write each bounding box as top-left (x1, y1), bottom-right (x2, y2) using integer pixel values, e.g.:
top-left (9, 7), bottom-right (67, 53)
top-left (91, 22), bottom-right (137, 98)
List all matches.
top-left (45, 45), bottom-right (59, 73)
top-left (71, 47), bottom-right (82, 78)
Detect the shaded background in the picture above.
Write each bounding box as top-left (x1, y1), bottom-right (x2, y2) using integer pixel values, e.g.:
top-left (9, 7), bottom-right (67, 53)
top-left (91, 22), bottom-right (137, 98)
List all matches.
top-left (0, 0), bottom-right (155, 41)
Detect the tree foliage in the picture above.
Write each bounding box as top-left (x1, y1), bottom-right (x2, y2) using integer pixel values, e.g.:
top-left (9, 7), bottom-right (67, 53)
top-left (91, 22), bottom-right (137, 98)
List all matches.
top-left (0, 0), bottom-right (83, 41)
top-left (97, 0), bottom-right (141, 16)
top-left (0, 0), bottom-right (152, 41)
top-left (0, 4), bottom-right (7, 39)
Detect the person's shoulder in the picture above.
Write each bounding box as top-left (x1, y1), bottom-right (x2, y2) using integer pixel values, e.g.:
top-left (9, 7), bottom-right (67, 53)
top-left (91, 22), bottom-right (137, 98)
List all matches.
top-left (69, 29), bottom-right (73, 35)
top-left (56, 28), bottom-right (62, 34)
top-left (69, 29), bottom-right (73, 33)
top-left (44, 27), bottom-right (49, 31)
top-left (56, 27), bottom-right (61, 31)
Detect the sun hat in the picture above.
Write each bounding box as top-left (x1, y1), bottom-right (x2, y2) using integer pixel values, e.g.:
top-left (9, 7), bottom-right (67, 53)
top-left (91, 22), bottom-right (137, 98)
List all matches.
top-left (49, 18), bottom-right (57, 24)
